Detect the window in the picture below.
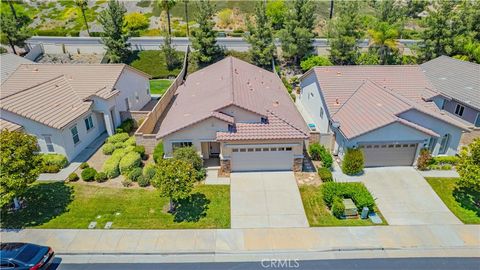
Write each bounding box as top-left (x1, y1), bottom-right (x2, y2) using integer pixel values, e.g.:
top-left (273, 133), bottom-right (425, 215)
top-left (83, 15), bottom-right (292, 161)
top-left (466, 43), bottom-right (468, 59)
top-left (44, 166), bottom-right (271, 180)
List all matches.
top-left (228, 124), bottom-right (235, 132)
top-left (261, 117), bottom-right (268, 124)
top-left (285, 147), bottom-right (292, 151)
top-left (247, 148), bottom-right (254, 152)
top-left (439, 134), bottom-right (451, 154)
top-left (146, 87), bottom-right (150, 96)
top-left (255, 148), bottom-right (262, 152)
top-left (232, 148), bottom-right (239, 152)
top-left (454, 104), bottom-right (465, 116)
top-left (84, 115), bottom-right (94, 131)
top-left (271, 148), bottom-right (277, 151)
top-left (239, 148), bottom-right (246, 152)
top-left (172, 141), bottom-right (192, 150)
top-left (44, 135), bottom-right (54, 152)
top-left (319, 107), bottom-right (324, 119)
top-left (71, 125), bottom-right (80, 144)
top-left (278, 147), bottom-right (285, 151)
top-left (262, 148), bottom-right (269, 151)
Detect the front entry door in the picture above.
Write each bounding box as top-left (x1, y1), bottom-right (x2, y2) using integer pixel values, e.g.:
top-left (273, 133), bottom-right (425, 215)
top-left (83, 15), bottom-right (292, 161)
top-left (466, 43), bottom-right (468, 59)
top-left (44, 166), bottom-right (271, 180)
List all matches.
top-left (209, 142), bottom-right (220, 157)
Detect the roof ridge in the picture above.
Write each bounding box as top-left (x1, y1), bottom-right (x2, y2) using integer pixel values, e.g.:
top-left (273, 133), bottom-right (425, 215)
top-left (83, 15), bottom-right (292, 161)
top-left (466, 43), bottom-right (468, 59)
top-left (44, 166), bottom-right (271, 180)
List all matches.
top-left (331, 80), bottom-right (368, 116)
top-left (267, 110), bottom-right (309, 137)
top-left (230, 56), bottom-right (235, 105)
top-left (0, 74), bottom-right (65, 100)
top-left (368, 79), bottom-right (414, 109)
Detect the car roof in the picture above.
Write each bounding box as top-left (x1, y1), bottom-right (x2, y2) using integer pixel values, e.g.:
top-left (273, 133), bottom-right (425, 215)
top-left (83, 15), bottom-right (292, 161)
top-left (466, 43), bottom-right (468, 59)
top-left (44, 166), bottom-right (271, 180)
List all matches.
top-left (0, 242), bottom-right (46, 265)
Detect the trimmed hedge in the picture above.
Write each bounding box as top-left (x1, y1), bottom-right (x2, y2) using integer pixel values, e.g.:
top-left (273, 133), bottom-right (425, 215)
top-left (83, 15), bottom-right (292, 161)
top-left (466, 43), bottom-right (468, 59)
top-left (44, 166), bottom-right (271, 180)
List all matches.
top-left (106, 133), bottom-right (130, 144)
top-left (134, 145), bottom-right (146, 159)
top-left (102, 149), bottom-right (126, 178)
top-left (153, 141), bottom-right (164, 163)
top-left (322, 182), bottom-right (375, 211)
top-left (331, 197), bottom-right (345, 218)
top-left (318, 167), bottom-right (333, 182)
top-left (68, 172), bottom-right (79, 182)
top-left (95, 172), bottom-right (108, 183)
top-left (42, 153), bottom-right (68, 169)
top-left (81, 167), bottom-right (97, 182)
top-left (137, 175), bottom-right (150, 187)
top-left (118, 119), bottom-right (135, 133)
top-left (125, 136), bottom-right (136, 146)
top-left (102, 143), bottom-right (116, 155)
top-left (119, 152), bottom-right (142, 175)
top-left (143, 163), bottom-right (157, 181)
top-left (114, 142), bottom-right (126, 149)
top-left (432, 156), bottom-right (459, 165)
top-left (342, 148), bottom-right (364, 175)
top-left (79, 162), bottom-right (89, 169)
top-left (127, 167), bottom-right (143, 181)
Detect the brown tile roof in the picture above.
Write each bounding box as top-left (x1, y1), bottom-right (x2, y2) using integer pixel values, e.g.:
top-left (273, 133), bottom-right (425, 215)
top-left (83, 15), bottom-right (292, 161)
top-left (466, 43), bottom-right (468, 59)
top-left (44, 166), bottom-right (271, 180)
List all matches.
top-left (0, 64), bottom-right (149, 129)
top-left (156, 57), bottom-right (308, 140)
top-left (0, 118), bottom-right (22, 131)
top-left (309, 66), bottom-right (468, 139)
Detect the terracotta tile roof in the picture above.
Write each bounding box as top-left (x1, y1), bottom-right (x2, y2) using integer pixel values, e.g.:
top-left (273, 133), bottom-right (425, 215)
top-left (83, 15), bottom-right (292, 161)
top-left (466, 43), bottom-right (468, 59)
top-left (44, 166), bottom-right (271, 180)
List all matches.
top-left (0, 54), bottom-right (33, 83)
top-left (0, 118), bottom-right (22, 131)
top-left (156, 57), bottom-right (308, 140)
top-left (310, 66), bottom-right (469, 139)
top-left (0, 64), bottom-right (149, 129)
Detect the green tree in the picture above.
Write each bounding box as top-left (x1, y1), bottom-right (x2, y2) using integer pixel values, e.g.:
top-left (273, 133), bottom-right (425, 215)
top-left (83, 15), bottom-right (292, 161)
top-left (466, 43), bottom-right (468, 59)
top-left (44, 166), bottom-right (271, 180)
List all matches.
top-left (172, 146), bottom-right (203, 171)
top-left (278, 0), bottom-right (315, 64)
top-left (152, 159), bottom-right (196, 212)
top-left (246, 1), bottom-right (275, 69)
top-left (124, 12), bottom-right (149, 36)
top-left (191, 0), bottom-right (222, 66)
top-left (158, 0), bottom-right (176, 35)
top-left (266, 0), bottom-right (287, 30)
top-left (328, 1), bottom-right (363, 65)
top-left (99, 0), bottom-right (130, 63)
top-left (375, 0), bottom-right (404, 25)
top-left (161, 32), bottom-right (180, 70)
top-left (0, 130), bottom-right (42, 210)
top-left (356, 51), bottom-right (381, 65)
top-left (300, 55), bottom-right (332, 71)
top-left (367, 22), bottom-right (399, 64)
top-left (74, 0), bottom-right (90, 36)
top-left (457, 138), bottom-right (480, 204)
top-left (0, 11), bottom-right (31, 55)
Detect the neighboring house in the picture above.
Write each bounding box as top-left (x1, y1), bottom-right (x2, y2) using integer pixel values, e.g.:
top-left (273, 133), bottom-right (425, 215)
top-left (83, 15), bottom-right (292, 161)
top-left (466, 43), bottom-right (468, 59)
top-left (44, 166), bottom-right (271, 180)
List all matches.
top-left (153, 56), bottom-right (309, 172)
top-left (421, 56), bottom-right (480, 128)
top-left (0, 63), bottom-right (151, 162)
top-left (0, 53), bottom-right (33, 84)
top-left (299, 66), bottom-right (469, 167)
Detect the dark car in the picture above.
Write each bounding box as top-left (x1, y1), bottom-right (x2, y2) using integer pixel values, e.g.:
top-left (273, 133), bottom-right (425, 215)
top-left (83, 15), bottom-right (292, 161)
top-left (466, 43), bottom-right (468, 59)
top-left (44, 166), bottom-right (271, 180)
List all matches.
top-left (0, 243), bottom-right (54, 270)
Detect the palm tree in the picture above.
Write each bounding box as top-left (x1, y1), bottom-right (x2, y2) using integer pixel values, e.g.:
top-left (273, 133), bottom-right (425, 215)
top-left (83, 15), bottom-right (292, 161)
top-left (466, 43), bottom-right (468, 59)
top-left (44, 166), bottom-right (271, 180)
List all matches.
top-left (367, 22), bottom-right (399, 64)
top-left (75, 0), bottom-right (90, 36)
top-left (158, 0), bottom-right (177, 35)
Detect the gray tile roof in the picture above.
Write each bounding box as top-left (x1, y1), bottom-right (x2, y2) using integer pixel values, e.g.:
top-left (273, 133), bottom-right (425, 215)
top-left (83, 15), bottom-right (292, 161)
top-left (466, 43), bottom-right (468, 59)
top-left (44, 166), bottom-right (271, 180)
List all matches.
top-left (0, 54), bottom-right (33, 83)
top-left (421, 56), bottom-right (480, 110)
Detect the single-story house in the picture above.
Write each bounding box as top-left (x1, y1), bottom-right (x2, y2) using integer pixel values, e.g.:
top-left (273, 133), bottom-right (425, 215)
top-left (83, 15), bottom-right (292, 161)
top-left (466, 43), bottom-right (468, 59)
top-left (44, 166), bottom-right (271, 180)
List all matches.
top-left (0, 63), bottom-right (151, 162)
top-left (421, 56), bottom-right (480, 128)
top-left (153, 56), bottom-right (309, 172)
top-left (298, 65), bottom-right (469, 167)
top-left (0, 53), bottom-right (33, 84)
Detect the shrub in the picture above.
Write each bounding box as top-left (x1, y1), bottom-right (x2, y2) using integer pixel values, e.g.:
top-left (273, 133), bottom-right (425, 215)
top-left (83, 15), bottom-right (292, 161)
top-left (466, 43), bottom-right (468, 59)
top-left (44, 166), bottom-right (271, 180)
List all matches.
top-left (342, 148), bottom-right (364, 175)
top-left (42, 164), bottom-right (61, 173)
top-left (290, 93), bottom-right (296, 101)
top-left (331, 197), bottom-right (345, 218)
top-left (128, 167), bottom-right (143, 181)
top-left (95, 172), bottom-right (108, 183)
top-left (309, 143), bottom-right (323, 160)
top-left (68, 172), bottom-right (79, 182)
top-left (81, 167), bottom-right (97, 182)
top-left (432, 156), bottom-right (459, 165)
top-left (125, 136), bottom-right (136, 146)
top-left (143, 163), bottom-right (157, 181)
top-left (106, 133), bottom-right (130, 144)
top-left (119, 152), bottom-right (142, 175)
top-left (137, 175), bottom-right (150, 187)
top-left (114, 142), bottom-right (126, 149)
top-left (318, 167), bottom-right (333, 182)
top-left (322, 182), bottom-right (375, 211)
top-left (196, 167), bottom-right (207, 181)
top-left (118, 119), bottom-right (135, 133)
top-left (102, 149), bottom-right (126, 178)
top-left (416, 148), bottom-right (432, 171)
top-left (79, 162), bottom-right (89, 169)
top-left (309, 143), bottom-right (333, 168)
top-left (124, 145), bottom-right (136, 153)
top-left (121, 179), bottom-right (132, 187)
top-left (173, 146), bottom-right (203, 171)
top-left (300, 55), bottom-right (333, 72)
top-left (153, 141), bottom-right (164, 163)
top-left (42, 153), bottom-right (68, 169)
top-left (102, 143), bottom-right (116, 155)
top-left (134, 145), bottom-right (146, 159)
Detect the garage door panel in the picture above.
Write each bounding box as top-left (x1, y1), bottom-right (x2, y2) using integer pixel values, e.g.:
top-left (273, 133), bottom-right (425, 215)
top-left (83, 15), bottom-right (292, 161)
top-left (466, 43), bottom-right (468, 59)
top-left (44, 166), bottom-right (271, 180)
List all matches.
top-left (231, 146), bottom-right (294, 172)
top-left (360, 143), bottom-right (417, 167)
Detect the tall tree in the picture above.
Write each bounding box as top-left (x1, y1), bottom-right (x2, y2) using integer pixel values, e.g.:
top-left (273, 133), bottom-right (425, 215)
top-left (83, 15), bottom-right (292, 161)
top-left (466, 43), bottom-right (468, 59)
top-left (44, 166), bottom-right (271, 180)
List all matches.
top-left (328, 1), bottom-right (363, 65)
top-left (266, 0), bottom-right (287, 30)
top-left (74, 0), bottom-right (90, 36)
top-left (246, 1), bottom-right (275, 69)
top-left (8, 1), bottom-right (17, 20)
top-left (367, 22), bottom-right (399, 64)
top-left (278, 0), bottom-right (315, 64)
top-left (162, 32), bottom-right (180, 70)
top-left (0, 130), bottom-right (42, 210)
top-left (456, 138), bottom-right (480, 206)
top-left (191, 0), bottom-right (222, 66)
top-left (98, 0), bottom-right (130, 63)
top-left (183, 0), bottom-right (190, 36)
top-left (376, 0), bottom-right (404, 25)
top-left (0, 11), bottom-right (31, 55)
top-left (159, 0), bottom-right (176, 36)
top-left (152, 159), bottom-right (196, 213)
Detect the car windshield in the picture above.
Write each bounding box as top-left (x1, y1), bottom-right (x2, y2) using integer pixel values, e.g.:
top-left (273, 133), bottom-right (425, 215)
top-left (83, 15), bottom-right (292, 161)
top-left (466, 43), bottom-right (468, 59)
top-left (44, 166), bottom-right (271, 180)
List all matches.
top-left (16, 245), bottom-right (42, 263)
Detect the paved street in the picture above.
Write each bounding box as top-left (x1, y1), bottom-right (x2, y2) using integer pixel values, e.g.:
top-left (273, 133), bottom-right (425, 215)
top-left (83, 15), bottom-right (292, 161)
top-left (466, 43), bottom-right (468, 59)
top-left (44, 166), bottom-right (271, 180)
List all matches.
top-left (361, 167), bottom-right (462, 225)
top-left (230, 172), bottom-right (309, 228)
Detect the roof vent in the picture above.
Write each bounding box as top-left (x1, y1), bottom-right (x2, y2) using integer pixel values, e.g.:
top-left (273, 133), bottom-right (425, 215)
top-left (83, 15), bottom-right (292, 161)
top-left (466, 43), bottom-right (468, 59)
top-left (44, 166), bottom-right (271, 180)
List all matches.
top-left (336, 72), bottom-right (341, 76)
top-left (334, 98), bottom-right (340, 105)
top-left (234, 68), bottom-right (238, 74)
top-left (33, 68), bottom-right (39, 72)
top-left (273, 100), bottom-right (279, 107)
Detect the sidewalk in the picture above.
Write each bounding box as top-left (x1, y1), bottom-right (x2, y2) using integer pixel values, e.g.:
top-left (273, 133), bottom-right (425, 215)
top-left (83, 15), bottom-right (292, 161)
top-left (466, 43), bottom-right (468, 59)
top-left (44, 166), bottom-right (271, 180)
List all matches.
top-left (418, 169), bottom-right (460, 178)
top-left (2, 225), bottom-right (478, 256)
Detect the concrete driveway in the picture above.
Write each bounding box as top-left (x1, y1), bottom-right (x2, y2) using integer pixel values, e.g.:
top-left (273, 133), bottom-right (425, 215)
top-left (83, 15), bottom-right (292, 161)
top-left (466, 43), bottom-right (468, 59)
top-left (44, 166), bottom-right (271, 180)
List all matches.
top-left (361, 167), bottom-right (462, 225)
top-left (230, 172), bottom-right (309, 229)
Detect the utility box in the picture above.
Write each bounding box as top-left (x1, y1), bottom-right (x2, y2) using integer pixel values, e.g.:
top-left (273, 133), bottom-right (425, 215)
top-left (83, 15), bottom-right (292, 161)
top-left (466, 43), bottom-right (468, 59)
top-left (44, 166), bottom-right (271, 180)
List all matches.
top-left (343, 198), bottom-right (358, 218)
top-left (361, 207), bottom-right (369, 219)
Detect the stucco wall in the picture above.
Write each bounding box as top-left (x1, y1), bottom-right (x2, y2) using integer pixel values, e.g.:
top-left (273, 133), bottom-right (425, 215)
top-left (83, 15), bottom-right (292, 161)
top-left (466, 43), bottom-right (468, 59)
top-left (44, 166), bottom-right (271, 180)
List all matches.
top-left (220, 105), bottom-right (261, 123)
top-left (442, 99), bottom-right (479, 126)
top-left (299, 72), bottom-right (330, 133)
top-left (114, 69), bottom-right (150, 112)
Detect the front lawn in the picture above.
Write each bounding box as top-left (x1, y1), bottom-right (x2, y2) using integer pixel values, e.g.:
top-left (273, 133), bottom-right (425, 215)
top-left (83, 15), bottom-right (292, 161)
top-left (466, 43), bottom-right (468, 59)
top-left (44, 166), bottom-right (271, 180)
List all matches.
top-left (1, 182), bottom-right (230, 229)
top-left (126, 50), bottom-right (184, 79)
top-left (426, 177), bottom-right (480, 224)
top-left (150, 79), bottom-right (172, 95)
top-left (299, 185), bottom-right (387, 226)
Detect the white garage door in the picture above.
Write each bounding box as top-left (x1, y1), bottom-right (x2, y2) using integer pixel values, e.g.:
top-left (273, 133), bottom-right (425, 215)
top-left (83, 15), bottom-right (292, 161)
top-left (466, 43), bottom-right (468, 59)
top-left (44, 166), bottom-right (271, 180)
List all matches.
top-left (231, 146), bottom-right (294, 172)
top-left (360, 143), bottom-right (418, 167)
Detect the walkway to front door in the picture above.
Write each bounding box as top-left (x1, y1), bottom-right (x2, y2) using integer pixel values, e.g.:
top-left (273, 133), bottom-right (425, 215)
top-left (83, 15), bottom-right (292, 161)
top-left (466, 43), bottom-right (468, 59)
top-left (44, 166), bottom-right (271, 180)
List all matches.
top-left (230, 172), bottom-right (309, 228)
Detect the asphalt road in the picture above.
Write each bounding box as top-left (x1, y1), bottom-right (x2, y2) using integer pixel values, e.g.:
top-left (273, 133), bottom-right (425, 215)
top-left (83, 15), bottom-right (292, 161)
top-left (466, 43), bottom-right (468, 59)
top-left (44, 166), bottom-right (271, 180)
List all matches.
top-left (51, 257), bottom-right (480, 270)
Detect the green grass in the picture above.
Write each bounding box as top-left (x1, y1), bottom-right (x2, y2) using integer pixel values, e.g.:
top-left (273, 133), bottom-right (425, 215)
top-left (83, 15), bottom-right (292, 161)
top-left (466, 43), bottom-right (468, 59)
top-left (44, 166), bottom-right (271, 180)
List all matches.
top-left (1, 182), bottom-right (230, 229)
top-left (299, 185), bottom-right (387, 226)
top-left (426, 177), bottom-right (480, 224)
top-left (126, 50), bottom-right (184, 79)
top-left (150, 79), bottom-right (173, 95)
